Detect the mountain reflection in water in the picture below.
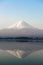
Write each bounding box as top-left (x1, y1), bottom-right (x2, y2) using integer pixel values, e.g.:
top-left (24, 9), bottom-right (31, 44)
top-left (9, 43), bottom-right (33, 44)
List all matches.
top-left (0, 42), bottom-right (43, 65)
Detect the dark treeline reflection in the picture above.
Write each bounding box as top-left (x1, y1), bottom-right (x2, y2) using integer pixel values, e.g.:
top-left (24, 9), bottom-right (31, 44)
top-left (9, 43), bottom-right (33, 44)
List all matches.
top-left (0, 37), bottom-right (43, 42)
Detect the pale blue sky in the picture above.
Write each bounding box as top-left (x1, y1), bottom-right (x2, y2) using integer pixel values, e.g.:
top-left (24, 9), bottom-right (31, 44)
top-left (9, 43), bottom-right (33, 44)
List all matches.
top-left (0, 0), bottom-right (43, 29)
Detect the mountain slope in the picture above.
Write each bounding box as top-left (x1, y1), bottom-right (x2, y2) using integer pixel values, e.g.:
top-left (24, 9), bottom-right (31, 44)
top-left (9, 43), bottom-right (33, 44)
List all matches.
top-left (8, 20), bottom-right (33, 29)
top-left (0, 20), bottom-right (43, 37)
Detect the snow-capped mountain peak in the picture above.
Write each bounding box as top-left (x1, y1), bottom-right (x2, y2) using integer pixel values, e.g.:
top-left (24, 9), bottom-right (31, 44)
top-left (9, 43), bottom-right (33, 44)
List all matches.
top-left (8, 20), bottom-right (33, 29)
top-left (0, 20), bottom-right (43, 37)
top-left (16, 20), bottom-right (29, 29)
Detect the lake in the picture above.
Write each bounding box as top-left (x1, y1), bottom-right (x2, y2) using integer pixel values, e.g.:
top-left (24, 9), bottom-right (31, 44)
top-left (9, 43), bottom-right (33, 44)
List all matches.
top-left (0, 41), bottom-right (43, 65)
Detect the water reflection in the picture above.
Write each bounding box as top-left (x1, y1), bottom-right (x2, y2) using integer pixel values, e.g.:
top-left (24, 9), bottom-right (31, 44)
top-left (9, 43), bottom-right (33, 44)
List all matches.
top-left (0, 42), bottom-right (43, 65)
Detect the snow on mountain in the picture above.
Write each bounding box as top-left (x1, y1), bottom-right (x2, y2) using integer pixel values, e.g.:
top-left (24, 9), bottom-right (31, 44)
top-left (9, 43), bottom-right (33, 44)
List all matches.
top-left (0, 20), bottom-right (43, 37)
top-left (8, 20), bottom-right (33, 29)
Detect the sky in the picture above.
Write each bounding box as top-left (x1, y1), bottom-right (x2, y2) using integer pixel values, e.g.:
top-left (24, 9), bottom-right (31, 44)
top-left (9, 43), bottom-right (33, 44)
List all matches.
top-left (0, 0), bottom-right (43, 29)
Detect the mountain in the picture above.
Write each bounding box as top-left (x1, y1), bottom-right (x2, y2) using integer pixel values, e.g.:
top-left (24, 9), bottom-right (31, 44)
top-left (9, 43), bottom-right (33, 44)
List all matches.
top-left (0, 20), bottom-right (43, 37)
top-left (8, 20), bottom-right (33, 29)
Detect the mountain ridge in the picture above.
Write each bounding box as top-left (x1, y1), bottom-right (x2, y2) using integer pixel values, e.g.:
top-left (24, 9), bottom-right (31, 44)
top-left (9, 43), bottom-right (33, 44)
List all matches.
top-left (8, 20), bottom-right (34, 29)
top-left (0, 20), bottom-right (43, 37)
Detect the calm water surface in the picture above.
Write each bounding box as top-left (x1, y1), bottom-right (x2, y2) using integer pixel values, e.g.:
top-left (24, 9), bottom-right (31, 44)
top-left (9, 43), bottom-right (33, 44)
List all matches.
top-left (0, 42), bottom-right (43, 65)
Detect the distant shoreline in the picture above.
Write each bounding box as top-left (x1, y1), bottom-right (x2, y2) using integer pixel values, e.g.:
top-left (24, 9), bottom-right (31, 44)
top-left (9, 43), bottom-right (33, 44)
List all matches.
top-left (0, 37), bottom-right (43, 42)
